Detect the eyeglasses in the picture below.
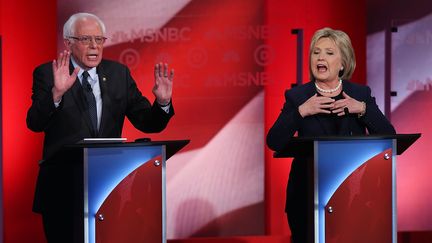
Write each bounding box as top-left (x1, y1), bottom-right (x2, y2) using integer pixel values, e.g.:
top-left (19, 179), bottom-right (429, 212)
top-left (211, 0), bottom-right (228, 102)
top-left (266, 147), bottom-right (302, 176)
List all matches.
top-left (67, 35), bottom-right (107, 45)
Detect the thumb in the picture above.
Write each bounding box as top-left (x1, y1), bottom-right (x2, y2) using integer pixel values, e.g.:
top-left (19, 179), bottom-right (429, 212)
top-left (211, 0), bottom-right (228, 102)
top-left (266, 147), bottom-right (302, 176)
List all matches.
top-left (72, 67), bottom-right (80, 78)
top-left (342, 91), bottom-right (351, 99)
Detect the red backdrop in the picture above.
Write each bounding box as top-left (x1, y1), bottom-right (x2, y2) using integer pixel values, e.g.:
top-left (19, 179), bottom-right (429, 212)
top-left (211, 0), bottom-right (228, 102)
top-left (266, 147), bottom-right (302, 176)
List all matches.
top-left (12, 0), bottom-right (431, 242)
top-left (1, 0), bottom-right (57, 242)
top-left (264, 0), bottom-right (366, 236)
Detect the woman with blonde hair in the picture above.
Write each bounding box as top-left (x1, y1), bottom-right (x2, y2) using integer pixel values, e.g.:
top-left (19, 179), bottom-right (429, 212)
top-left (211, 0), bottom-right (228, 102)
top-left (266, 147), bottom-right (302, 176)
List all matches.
top-left (266, 27), bottom-right (395, 242)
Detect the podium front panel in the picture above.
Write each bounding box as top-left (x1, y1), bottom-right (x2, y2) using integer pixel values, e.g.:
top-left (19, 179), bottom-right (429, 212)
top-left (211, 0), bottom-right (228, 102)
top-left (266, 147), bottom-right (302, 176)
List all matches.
top-left (83, 145), bottom-right (166, 243)
top-left (314, 139), bottom-right (396, 243)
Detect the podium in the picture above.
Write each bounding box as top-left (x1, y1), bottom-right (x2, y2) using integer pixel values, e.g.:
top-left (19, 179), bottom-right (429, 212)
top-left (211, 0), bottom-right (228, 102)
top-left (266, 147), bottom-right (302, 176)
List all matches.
top-left (274, 134), bottom-right (420, 243)
top-left (69, 140), bottom-right (189, 243)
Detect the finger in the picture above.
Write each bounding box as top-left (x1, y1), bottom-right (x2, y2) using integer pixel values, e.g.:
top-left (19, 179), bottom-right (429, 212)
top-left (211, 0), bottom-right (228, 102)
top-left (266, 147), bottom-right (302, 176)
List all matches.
top-left (318, 108), bottom-right (331, 114)
top-left (52, 60), bottom-right (57, 72)
top-left (61, 50), bottom-right (67, 67)
top-left (333, 107), bottom-right (347, 116)
top-left (57, 52), bottom-right (63, 68)
top-left (154, 64), bottom-right (159, 80)
top-left (64, 51), bottom-right (71, 67)
top-left (315, 96), bottom-right (335, 102)
top-left (320, 103), bottom-right (334, 109)
top-left (331, 107), bottom-right (345, 114)
top-left (71, 67), bottom-right (80, 79)
top-left (163, 63), bottom-right (169, 77)
top-left (307, 94), bottom-right (319, 102)
top-left (335, 107), bottom-right (350, 116)
top-left (333, 100), bottom-right (347, 108)
top-left (334, 107), bottom-right (350, 116)
top-left (63, 50), bottom-right (69, 67)
top-left (158, 62), bottom-right (163, 77)
top-left (317, 98), bottom-right (335, 105)
top-left (337, 111), bottom-right (345, 116)
top-left (154, 64), bottom-right (162, 88)
top-left (169, 69), bottom-right (175, 81)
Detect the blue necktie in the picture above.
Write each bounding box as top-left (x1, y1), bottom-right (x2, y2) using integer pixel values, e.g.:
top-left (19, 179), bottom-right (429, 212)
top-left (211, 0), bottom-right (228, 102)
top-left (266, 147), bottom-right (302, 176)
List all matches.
top-left (81, 71), bottom-right (98, 135)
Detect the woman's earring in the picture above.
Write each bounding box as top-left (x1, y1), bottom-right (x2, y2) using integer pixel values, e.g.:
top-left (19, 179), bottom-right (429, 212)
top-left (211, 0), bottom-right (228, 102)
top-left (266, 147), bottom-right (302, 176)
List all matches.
top-left (338, 66), bottom-right (344, 78)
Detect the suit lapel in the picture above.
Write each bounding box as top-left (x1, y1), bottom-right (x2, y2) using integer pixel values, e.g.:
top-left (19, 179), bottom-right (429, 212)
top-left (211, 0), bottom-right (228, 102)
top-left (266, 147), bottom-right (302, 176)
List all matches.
top-left (97, 63), bottom-right (111, 136)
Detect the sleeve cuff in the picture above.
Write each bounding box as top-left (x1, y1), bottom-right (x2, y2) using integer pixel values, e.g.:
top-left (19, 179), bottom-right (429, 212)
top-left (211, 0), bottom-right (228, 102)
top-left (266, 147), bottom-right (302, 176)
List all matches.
top-left (157, 99), bottom-right (171, 113)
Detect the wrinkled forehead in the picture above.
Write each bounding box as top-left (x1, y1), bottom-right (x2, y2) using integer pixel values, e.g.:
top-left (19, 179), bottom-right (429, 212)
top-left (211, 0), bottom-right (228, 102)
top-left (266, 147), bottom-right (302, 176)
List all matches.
top-left (72, 18), bottom-right (103, 36)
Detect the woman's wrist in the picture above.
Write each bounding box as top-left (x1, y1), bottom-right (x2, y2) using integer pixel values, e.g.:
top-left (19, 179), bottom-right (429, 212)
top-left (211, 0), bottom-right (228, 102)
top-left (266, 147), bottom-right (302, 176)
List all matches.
top-left (358, 101), bottom-right (366, 118)
top-left (298, 105), bottom-right (307, 118)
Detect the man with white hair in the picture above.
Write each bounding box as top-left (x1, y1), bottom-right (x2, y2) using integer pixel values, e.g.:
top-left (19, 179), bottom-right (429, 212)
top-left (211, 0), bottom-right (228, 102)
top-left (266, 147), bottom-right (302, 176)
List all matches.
top-left (27, 12), bottom-right (175, 242)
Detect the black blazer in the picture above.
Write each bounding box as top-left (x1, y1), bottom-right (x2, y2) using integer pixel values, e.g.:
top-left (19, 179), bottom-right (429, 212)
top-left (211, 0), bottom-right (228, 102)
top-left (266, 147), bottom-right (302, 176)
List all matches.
top-left (27, 59), bottom-right (174, 213)
top-left (266, 80), bottom-right (395, 213)
top-left (267, 80), bottom-right (395, 152)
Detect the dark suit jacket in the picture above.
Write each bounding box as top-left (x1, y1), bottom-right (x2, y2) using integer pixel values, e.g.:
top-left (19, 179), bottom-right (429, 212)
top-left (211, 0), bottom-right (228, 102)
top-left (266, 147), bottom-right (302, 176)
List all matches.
top-left (266, 80), bottom-right (395, 213)
top-left (267, 80), bottom-right (395, 152)
top-left (27, 59), bottom-right (174, 213)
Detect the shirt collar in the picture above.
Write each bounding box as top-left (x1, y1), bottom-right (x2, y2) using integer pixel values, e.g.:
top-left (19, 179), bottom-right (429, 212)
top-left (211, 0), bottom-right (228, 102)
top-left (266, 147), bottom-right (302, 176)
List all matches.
top-left (71, 56), bottom-right (98, 81)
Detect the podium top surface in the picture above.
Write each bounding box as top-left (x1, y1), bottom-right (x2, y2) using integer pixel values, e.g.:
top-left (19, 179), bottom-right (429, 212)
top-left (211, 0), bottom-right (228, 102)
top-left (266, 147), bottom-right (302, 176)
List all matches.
top-left (273, 133), bottom-right (421, 158)
top-left (68, 139), bottom-right (190, 160)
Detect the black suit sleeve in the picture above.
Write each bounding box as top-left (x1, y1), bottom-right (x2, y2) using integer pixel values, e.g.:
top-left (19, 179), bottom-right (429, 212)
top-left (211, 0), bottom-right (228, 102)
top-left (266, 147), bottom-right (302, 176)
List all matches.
top-left (266, 89), bottom-right (304, 151)
top-left (266, 82), bottom-right (396, 152)
top-left (26, 63), bottom-right (57, 132)
top-left (124, 67), bottom-right (174, 133)
top-left (358, 86), bottom-right (396, 134)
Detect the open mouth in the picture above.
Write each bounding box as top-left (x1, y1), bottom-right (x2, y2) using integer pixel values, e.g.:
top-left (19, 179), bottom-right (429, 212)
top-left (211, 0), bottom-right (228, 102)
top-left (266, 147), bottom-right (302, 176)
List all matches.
top-left (317, 64), bottom-right (327, 72)
top-left (87, 54), bottom-right (99, 60)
